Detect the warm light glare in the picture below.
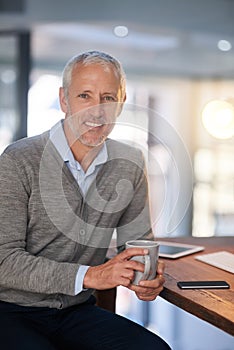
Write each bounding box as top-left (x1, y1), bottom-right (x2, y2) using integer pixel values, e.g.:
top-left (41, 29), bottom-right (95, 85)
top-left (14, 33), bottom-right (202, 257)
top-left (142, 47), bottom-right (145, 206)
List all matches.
top-left (202, 100), bottom-right (234, 139)
top-left (28, 75), bottom-right (63, 136)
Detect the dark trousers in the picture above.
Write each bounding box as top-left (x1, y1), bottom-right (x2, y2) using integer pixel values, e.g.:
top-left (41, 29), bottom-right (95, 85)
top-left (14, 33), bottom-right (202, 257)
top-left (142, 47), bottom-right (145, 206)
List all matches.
top-left (0, 297), bottom-right (171, 350)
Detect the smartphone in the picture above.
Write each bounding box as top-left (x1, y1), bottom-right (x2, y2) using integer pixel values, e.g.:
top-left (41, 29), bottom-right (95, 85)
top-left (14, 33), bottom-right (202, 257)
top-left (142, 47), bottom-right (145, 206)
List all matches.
top-left (177, 280), bottom-right (230, 289)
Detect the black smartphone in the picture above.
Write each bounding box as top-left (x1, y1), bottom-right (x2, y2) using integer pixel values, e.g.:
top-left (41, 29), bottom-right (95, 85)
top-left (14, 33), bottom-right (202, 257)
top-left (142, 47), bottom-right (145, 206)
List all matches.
top-left (177, 280), bottom-right (230, 289)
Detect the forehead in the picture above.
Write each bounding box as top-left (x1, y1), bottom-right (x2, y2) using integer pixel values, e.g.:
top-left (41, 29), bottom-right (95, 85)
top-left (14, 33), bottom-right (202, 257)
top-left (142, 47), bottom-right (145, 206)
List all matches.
top-left (71, 62), bottom-right (120, 85)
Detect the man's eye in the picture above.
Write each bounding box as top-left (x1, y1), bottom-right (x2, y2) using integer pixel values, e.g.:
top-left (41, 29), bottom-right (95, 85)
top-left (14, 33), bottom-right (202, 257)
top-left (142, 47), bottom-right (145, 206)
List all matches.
top-left (103, 96), bottom-right (115, 101)
top-left (78, 93), bottom-right (89, 99)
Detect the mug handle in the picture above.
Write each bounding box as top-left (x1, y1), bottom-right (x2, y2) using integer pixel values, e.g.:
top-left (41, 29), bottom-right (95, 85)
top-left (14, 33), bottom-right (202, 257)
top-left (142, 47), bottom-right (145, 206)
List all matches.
top-left (141, 255), bottom-right (151, 281)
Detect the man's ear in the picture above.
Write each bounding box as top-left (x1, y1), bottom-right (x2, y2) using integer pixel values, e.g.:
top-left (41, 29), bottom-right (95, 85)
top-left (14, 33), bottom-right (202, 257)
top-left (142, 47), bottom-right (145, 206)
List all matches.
top-left (116, 94), bottom-right (127, 117)
top-left (59, 87), bottom-right (68, 113)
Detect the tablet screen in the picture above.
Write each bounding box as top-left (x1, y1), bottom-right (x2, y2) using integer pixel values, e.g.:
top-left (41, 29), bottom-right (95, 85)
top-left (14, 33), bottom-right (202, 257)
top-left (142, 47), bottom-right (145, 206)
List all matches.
top-left (158, 241), bottom-right (204, 259)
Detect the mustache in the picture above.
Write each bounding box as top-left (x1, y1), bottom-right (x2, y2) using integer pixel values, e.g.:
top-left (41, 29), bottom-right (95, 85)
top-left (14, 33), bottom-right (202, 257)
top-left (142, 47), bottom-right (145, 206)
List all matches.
top-left (72, 114), bottom-right (116, 125)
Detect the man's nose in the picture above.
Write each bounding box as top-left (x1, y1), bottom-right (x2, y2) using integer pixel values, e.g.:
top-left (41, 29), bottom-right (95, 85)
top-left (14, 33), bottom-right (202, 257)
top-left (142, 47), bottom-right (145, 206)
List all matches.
top-left (89, 100), bottom-right (105, 118)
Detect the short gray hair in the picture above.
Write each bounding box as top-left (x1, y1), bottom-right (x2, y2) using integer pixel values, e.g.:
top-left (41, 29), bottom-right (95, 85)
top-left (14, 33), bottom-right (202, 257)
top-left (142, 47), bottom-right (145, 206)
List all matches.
top-left (62, 50), bottom-right (126, 100)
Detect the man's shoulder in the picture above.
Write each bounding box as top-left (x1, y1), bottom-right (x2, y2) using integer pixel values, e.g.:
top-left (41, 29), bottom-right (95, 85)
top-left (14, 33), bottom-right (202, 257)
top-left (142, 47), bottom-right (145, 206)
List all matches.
top-left (3, 131), bottom-right (50, 158)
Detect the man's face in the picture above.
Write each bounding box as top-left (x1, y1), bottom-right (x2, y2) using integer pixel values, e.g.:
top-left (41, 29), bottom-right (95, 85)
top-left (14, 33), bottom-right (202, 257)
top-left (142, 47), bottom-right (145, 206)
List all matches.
top-left (60, 63), bottom-right (125, 148)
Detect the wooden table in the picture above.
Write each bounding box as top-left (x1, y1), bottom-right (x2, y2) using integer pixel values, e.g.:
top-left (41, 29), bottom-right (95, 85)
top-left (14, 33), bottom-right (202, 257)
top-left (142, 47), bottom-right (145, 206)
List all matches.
top-left (158, 236), bottom-right (234, 336)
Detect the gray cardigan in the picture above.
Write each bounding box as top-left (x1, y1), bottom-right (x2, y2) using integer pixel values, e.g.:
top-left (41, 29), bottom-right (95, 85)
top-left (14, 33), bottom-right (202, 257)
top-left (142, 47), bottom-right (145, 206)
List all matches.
top-left (0, 131), bottom-right (151, 309)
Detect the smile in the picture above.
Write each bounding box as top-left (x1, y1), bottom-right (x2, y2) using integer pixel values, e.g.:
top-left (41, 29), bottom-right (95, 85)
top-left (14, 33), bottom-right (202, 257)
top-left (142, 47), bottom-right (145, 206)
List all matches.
top-left (84, 121), bottom-right (104, 128)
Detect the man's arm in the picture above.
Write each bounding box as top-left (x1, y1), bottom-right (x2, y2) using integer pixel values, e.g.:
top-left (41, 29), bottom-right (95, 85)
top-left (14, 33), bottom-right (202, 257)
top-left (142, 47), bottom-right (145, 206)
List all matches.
top-left (83, 148), bottom-right (165, 299)
top-left (115, 149), bottom-right (165, 301)
top-left (0, 152), bottom-right (80, 296)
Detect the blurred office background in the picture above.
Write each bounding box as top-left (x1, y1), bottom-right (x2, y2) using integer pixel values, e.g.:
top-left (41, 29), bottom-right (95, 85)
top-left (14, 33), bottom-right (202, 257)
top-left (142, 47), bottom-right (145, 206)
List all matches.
top-left (0, 1), bottom-right (233, 349)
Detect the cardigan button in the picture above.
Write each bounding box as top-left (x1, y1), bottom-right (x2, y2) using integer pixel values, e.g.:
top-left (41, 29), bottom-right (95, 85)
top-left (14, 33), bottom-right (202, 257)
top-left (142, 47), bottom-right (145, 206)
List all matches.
top-left (80, 229), bottom-right (85, 236)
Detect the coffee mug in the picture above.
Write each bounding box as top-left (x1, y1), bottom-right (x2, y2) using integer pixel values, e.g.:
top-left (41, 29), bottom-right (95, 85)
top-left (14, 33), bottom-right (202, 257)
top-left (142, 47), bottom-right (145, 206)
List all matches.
top-left (125, 240), bottom-right (159, 285)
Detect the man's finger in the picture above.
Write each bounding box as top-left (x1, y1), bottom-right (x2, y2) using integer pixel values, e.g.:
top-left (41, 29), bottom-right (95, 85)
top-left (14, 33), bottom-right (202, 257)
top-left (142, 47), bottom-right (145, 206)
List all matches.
top-left (118, 247), bottom-right (149, 261)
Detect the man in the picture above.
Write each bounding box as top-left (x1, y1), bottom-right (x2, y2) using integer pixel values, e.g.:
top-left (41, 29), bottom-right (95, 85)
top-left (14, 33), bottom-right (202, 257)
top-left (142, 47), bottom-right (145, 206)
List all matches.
top-left (0, 51), bottom-right (170, 349)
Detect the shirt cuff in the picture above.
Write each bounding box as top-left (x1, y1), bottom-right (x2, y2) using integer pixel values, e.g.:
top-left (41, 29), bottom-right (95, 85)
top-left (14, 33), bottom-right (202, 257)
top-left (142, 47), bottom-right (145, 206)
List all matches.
top-left (74, 265), bottom-right (90, 295)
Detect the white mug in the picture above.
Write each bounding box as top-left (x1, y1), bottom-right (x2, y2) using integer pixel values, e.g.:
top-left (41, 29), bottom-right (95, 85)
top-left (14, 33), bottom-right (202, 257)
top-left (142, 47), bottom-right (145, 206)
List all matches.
top-left (125, 240), bottom-right (159, 285)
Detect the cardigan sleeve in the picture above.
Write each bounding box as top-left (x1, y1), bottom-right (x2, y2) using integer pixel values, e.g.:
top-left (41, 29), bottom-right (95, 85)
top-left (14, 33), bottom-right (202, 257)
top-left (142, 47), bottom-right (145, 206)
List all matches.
top-left (0, 151), bottom-right (79, 296)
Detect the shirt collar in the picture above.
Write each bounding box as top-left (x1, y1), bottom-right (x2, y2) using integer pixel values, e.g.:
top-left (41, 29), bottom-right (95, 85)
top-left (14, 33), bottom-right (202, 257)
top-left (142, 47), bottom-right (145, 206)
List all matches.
top-left (50, 120), bottom-right (74, 163)
top-left (50, 119), bottom-right (108, 171)
top-left (86, 141), bottom-right (108, 176)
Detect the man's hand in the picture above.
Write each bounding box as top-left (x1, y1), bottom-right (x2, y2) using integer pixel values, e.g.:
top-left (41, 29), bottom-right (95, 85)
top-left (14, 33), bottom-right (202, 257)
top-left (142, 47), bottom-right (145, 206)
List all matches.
top-left (83, 248), bottom-right (148, 290)
top-left (129, 260), bottom-right (165, 301)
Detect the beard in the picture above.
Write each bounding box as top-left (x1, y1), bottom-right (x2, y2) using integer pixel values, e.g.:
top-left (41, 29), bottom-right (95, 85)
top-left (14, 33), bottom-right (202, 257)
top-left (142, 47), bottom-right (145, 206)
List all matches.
top-left (66, 103), bottom-right (120, 148)
top-left (78, 124), bottom-right (113, 148)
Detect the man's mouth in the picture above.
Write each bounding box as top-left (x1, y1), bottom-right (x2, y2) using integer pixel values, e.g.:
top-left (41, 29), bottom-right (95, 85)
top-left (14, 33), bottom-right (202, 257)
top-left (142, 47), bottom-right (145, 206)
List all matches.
top-left (84, 121), bottom-right (104, 128)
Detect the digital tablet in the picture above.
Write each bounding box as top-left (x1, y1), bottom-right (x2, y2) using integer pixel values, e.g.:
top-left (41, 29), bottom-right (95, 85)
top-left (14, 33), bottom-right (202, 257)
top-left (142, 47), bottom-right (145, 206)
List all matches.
top-left (157, 241), bottom-right (204, 259)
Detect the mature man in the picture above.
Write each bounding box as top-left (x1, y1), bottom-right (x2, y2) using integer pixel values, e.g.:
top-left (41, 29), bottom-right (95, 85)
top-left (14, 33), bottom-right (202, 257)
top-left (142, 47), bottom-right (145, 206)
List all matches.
top-left (0, 51), bottom-right (170, 349)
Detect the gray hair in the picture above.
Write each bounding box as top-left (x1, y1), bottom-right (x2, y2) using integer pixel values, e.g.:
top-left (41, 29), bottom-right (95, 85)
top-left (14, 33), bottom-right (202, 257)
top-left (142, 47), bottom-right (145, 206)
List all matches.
top-left (62, 50), bottom-right (126, 100)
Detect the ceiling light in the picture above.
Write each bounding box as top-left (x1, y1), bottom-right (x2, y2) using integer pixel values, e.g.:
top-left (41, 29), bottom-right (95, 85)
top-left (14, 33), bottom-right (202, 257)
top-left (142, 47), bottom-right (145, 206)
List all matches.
top-left (1, 69), bottom-right (16, 84)
top-left (217, 40), bottom-right (232, 52)
top-left (113, 26), bottom-right (129, 38)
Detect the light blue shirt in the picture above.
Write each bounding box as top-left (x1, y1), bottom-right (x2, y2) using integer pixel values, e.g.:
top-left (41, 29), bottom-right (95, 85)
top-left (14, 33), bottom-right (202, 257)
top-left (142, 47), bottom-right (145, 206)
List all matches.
top-left (50, 120), bottom-right (108, 294)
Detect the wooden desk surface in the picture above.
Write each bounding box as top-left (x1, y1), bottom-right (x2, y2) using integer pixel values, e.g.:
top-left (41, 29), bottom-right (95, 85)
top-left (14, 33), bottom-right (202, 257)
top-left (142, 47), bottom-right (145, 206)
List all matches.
top-left (158, 236), bottom-right (234, 336)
